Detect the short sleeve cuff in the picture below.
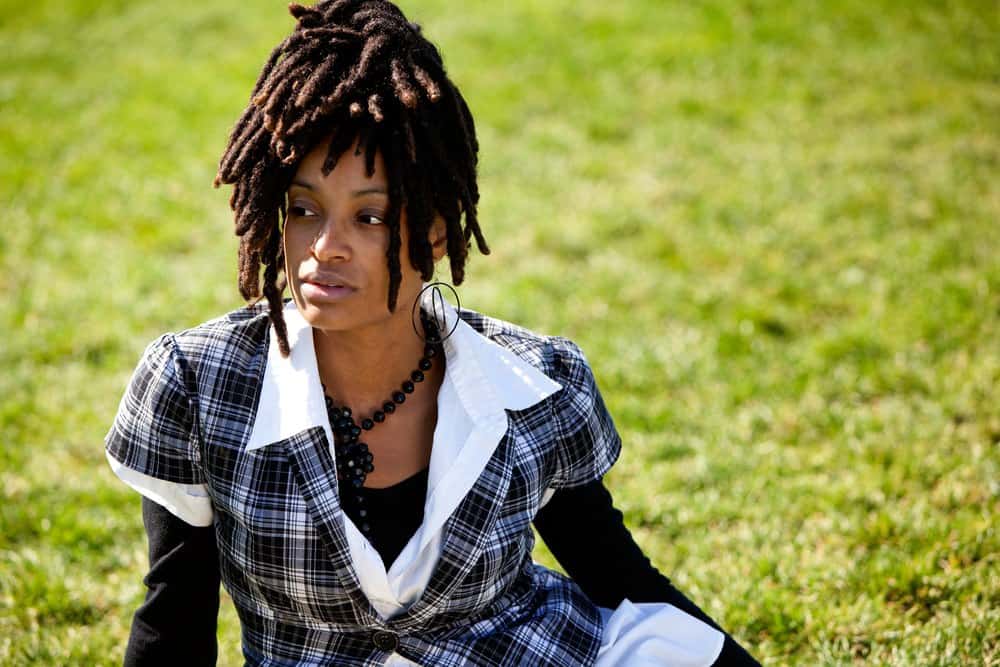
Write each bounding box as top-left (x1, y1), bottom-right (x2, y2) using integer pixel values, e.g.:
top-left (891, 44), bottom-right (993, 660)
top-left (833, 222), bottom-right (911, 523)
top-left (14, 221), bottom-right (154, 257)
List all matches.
top-left (106, 450), bottom-right (214, 527)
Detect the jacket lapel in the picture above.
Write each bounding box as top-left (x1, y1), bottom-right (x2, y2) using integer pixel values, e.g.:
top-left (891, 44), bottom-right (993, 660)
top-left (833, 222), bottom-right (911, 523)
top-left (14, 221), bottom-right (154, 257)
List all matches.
top-left (387, 427), bottom-right (516, 631)
top-left (281, 425), bottom-right (381, 624)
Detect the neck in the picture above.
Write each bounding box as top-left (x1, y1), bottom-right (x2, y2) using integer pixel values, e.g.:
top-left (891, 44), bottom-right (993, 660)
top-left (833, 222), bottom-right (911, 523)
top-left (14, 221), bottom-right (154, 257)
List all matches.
top-left (313, 316), bottom-right (440, 416)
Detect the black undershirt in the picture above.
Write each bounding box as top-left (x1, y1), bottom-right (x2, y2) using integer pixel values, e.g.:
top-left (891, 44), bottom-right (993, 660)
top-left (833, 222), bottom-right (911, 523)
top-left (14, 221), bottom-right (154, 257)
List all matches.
top-left (355, 467), bottom-right (429, 567)
top-left (124, 477), bottom-right (758, 666)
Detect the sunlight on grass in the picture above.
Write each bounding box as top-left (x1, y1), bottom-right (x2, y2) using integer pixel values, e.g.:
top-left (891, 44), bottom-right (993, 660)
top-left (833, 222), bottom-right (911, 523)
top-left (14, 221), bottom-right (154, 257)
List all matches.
top-left (1, 0), bottom-right (997, 664)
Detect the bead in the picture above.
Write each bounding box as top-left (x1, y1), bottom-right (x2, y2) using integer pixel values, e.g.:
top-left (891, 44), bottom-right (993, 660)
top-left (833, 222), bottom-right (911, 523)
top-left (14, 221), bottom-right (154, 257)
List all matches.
top-left (324, 345), bottom-right (438, 533)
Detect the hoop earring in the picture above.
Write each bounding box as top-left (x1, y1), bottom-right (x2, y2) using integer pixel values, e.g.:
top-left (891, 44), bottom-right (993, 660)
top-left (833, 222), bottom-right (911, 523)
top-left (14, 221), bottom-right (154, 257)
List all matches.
top-left (411, 282), bottom-right (461, 344)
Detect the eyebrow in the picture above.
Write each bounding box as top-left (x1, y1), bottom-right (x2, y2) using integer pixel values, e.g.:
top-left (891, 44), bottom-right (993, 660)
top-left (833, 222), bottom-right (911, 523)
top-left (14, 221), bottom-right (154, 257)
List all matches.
top-left (289, 179), bottom-right (388, 197)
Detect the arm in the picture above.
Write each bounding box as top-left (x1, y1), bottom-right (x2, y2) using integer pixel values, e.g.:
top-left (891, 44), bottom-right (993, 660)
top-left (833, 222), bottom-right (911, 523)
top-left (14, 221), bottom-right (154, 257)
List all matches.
top-left (123, 497), bottom-right (220, 667)
top-left (541, 340), bottom-right (758, 663)
top-left (533, 479), bottom-right (760, 665)
top-left (533, 477), bottom-right (721, 627)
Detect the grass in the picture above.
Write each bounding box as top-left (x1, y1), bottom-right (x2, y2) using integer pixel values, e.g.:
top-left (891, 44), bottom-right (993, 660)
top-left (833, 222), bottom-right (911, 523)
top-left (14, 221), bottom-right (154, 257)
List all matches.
top-left (1, 0), bottom-right (997, 664)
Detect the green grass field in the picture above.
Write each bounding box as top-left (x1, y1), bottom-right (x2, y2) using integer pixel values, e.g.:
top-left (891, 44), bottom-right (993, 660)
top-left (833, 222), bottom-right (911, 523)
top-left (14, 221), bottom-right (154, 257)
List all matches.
top-left (1, 0), bottom-right (997, 664)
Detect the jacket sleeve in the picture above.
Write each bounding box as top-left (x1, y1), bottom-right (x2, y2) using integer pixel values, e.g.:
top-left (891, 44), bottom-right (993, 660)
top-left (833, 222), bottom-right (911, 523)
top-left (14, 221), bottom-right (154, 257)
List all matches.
top-left (106, 334), bottom-right (204, 484)
top-left (106, 333), bottom-right (214, 526)
top-left (124, 497), bottom-right (220, 667)
top-left (546, 337), bottom-right (622, 489)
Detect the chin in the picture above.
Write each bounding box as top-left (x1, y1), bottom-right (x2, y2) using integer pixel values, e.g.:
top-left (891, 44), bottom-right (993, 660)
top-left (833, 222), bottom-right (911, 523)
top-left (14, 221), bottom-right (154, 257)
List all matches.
top-left (299, 299), bottom-right (393, 336)
top-left (298, 302), bottom-right (353, 330)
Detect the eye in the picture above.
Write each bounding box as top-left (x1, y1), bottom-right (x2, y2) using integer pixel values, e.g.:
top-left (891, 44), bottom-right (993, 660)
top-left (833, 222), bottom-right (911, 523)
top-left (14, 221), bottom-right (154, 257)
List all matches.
top-left (358, 212), bottom-right (385, 226)
top-left (288, 205), bottom-right (318, 219)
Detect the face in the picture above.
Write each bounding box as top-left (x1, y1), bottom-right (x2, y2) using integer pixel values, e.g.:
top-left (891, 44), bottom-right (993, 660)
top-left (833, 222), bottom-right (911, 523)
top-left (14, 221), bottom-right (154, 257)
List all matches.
top-left (283, 136), bottom-right (445, 336)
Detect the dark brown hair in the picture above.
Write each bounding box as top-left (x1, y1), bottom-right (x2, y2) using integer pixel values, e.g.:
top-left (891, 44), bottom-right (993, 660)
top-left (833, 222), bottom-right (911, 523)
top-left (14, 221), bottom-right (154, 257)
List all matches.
top-left (213, 0), bottom-right (490, 356)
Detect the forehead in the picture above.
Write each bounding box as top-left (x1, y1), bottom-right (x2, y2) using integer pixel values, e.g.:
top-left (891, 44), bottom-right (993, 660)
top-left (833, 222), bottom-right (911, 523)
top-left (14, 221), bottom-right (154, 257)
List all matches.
top-left (293, 134), bottom-right (387, 187)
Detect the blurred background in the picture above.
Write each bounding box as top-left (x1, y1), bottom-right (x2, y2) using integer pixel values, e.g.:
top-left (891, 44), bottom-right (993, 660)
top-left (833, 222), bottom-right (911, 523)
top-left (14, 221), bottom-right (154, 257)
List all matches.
top-left (1, 0), bottom-right (997, 664)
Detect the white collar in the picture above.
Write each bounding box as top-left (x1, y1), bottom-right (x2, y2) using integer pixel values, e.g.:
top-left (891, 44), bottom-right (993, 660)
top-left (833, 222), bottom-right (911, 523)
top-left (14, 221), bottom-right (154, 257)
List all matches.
top-left (245, 295), bottom-right (562, 452)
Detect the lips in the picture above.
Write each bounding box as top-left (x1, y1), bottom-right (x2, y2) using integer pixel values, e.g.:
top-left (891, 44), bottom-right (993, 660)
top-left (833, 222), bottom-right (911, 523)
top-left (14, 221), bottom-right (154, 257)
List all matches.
top-left (301, 283), bottom-right (355, 303)
top-left (302, 272), bottom-right (357, 289)
top-left (300, 272), bottom-right (357, 302)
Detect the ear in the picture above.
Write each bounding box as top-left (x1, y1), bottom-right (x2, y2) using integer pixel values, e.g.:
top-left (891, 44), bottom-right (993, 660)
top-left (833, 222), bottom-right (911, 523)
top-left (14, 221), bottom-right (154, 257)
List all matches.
top-left (429, 215), bottom-right (448, 262)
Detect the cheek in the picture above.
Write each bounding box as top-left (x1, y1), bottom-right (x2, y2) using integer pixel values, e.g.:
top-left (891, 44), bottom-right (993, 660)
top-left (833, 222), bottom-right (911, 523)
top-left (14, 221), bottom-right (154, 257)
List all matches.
top-left (282, 227), bottom-right (311, 264)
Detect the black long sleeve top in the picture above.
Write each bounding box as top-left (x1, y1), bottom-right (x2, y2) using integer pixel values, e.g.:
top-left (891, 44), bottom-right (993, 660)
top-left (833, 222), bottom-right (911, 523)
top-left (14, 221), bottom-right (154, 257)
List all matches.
top-left (124, 477), bottom-right (757, 665)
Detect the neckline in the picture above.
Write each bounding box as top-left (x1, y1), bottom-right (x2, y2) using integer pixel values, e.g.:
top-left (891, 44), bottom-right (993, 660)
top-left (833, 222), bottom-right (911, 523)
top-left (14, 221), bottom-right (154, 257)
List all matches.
top-left (359, 466), bottom-right (430, 494)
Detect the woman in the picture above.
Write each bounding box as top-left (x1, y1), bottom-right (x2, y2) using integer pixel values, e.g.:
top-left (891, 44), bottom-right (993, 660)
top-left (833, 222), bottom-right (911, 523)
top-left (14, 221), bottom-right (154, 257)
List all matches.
top-left (105, 1), bottom-right (758, 665)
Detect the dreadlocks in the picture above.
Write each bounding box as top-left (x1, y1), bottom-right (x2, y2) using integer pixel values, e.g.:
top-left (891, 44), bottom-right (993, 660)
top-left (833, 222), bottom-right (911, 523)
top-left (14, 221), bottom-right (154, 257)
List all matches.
top-left (213, 0), bottom-right (490, 356)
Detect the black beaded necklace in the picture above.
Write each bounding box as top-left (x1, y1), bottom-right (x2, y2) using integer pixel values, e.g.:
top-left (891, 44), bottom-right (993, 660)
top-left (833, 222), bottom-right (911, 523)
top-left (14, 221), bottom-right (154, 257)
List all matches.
top-left (323, 313), bottom-right (442, 538)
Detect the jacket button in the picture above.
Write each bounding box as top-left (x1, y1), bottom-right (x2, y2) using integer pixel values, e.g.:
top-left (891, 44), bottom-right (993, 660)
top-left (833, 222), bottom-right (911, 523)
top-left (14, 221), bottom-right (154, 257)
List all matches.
top-left (372, 629), bottom-right (399, 652)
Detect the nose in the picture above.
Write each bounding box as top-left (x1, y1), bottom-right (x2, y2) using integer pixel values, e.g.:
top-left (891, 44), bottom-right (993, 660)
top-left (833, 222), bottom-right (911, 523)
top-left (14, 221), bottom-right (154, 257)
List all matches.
top-left (310, 216), bottom-right (351, 262)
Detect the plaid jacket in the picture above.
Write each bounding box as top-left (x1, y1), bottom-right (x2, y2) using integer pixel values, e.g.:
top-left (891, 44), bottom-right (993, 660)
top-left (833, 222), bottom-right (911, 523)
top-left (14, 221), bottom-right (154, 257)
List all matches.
top-left (106, 302), bottom-right (622, 666)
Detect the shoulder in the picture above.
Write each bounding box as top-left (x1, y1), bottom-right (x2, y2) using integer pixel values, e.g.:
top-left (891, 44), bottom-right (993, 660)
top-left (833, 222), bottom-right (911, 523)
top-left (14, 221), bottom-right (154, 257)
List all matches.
top-left (170, 303), bottom-right (270, 354)
top-left (140, 303), bottom-right (271, 374)
top-left (457, 307), bottom-right (593, 388)
top-left (459, 309), bottom-right (621, 485)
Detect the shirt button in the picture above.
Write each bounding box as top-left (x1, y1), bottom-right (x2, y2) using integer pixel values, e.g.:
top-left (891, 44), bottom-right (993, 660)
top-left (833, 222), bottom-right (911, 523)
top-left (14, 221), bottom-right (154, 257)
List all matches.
top-left (372, 629), bottom-right (399, 652)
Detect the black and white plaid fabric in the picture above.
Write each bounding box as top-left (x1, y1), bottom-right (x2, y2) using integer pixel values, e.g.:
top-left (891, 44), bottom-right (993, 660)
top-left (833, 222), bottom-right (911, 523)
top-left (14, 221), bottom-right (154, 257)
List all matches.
top-left (107, 304), bottom-right (622, 666)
